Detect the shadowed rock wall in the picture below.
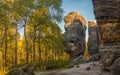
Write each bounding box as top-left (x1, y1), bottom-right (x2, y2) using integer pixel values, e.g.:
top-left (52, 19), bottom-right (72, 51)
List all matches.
top-left (88, 21), bottom-right (100, 61)
top-left (92, 0), bottom-right (120, 74)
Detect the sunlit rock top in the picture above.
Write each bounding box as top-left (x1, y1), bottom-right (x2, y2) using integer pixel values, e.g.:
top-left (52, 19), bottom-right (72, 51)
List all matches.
top-left (88, 21), bottom-right (96, 27)
top-left (64, 12), bottom-right (86, 28)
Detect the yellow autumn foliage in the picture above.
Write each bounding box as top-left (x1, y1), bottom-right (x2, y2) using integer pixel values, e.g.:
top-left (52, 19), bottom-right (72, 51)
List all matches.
top-left (84, 41), bottom-right (90, 60)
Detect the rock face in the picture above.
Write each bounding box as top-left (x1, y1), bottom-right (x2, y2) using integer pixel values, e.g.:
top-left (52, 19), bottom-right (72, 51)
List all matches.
top-left (92, 0), bottom-right (120, 43)
top-left (64, 12), bottom-right (86, 66)
top-left (88, 21), bottom-right (100, 61)
top-left (92, 0), bottom-right (120, 74)
top-left (5, 64), bottom-right (35, 75)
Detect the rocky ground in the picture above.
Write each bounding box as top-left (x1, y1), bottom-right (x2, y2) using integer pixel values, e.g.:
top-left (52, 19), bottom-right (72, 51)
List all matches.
top-left (35, 62), bottom-right (110, 75)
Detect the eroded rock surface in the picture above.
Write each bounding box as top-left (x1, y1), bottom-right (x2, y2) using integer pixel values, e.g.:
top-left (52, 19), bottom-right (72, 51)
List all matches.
top-left (92, 0), bottom-right (120, 43)
top-left (92, 0), bottom-right (120, 74)
top-left (64, 12), bottom-right (86, 67)
top-left (92, 0), bottom-right (120, 21)
top-left (64, 12), bottom-right (86, 28)
top-left (88, 21), bottom-right (100, 61)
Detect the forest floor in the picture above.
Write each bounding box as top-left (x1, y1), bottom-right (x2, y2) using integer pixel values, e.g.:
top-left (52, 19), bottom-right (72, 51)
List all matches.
top-left (35, 62), bottom-right (110, 75)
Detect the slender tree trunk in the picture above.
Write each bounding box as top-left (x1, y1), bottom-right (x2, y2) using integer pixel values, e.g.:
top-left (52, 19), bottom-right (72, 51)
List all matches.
top-left (24, 18), bottom-right (29, 64)
top-left (4, 23), bottom-right (7, 70)
top-left (15, 25), bottom-right (18, 65)
top-left (1, 33), bottom-right (5, 71)
top-left (38, 32), bottom-right (42, 70)
top-left (33, 26), bottom-right (36, 63)
top-left (12, 49), bottom-right (14, 66)
top-left (30, 49), bottom-right (33, 63)
top-left (44, 39), bottom-right (48, 70)
top-left (2, 41), bottom-right (4, 71)
top-left (52, 49), bottom-right (55, 69)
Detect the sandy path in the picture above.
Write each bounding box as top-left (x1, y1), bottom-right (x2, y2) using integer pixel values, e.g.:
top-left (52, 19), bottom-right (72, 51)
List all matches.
top-left (35, 62), bottom-right (110, 75)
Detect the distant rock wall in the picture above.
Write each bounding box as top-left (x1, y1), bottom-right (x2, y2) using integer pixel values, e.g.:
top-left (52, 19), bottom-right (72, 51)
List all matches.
top-left (92, 0), bottom-right (120, 74)
top-left (88, 21), bottom-right (100, 61)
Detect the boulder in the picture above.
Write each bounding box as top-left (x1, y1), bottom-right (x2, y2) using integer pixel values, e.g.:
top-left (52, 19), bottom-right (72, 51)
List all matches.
top-left (110, 57), bottom-right (120, 75)
top-left (5, 64), bottom-right (35, 75)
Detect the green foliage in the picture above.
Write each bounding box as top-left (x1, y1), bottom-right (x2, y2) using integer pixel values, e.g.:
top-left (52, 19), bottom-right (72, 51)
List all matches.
top-left (46, 59), bottom-right (68, 70)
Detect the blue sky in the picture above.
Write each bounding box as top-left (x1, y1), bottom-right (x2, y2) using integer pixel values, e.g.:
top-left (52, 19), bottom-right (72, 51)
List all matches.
top-left (59, 0), bottom-right (96, 39)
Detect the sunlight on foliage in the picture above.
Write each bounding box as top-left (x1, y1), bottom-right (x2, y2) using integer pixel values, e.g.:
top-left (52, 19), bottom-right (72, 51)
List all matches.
top-left (84, 41), bottom-right (90, 60)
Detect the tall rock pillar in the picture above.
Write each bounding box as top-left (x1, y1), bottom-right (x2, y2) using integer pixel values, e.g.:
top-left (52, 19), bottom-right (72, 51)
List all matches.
top-left (92, 0), bottom-right (120, 74)
top-left (88, 21), bottom-right (100, 61)
top-left (64, 12), bottom-right (86, 67)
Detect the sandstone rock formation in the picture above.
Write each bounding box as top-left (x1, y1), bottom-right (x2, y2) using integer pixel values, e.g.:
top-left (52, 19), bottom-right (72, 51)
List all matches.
top-left (88, 21), bottom-right (100, 61)
top-left (92, 0), bottom-right (120, 43)
top-left (64, 12), bottom-right (86, 29)
top-left (92, 0), bottom-right (120, 74)
top-left (64, 12), bottom-right (86, 67)
top-left (5, 64), bottom-right (35, 75)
